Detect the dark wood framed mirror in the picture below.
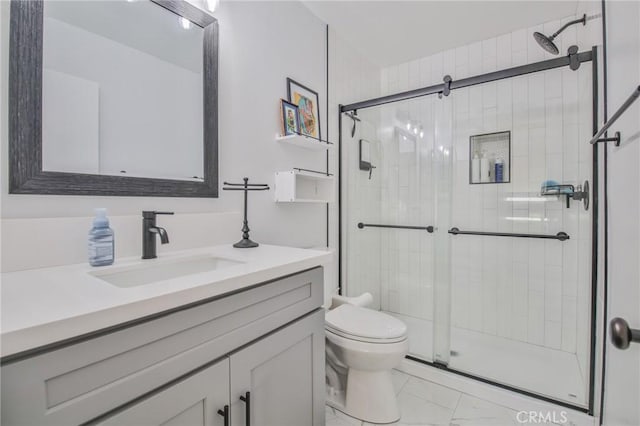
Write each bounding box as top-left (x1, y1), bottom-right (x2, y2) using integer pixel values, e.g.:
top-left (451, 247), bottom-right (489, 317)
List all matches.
top-left (9, 0), bottom-right (219, 197)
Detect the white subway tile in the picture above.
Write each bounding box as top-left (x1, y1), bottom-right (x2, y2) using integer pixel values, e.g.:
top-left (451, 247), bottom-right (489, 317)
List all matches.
top-left (496, 34), bottom-right (512, 69)
top-left (528, 291), bottom-right (545, 345)
top-left (545, 70), bottom-right (562, 98)
top-left (561, 297), bottom-right (577, 352)
top-left (528, 74), bottom-right (546, 128)
top-left (527, 24), bottom-right (545, 62)
top-left (408, 60), bottom-right (420, 90)
top-left (545, 320), bottom-right (562, 349)
top-left (511, 29), bottom-right (527, 54)
top-left (444, 49), bottom-right (456, 75)
top-left (398, 62), bottom-right (409, 91)
top-left (545, 97), bottom-right (564, 155)
top-left (419, 57), bottom-right (432, 87)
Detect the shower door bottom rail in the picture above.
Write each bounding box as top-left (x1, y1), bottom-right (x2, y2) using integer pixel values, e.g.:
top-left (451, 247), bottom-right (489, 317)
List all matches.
top-left (357, 222), bottom-right (434, 233)
top-left (448, 227), bottom-right (569, 241)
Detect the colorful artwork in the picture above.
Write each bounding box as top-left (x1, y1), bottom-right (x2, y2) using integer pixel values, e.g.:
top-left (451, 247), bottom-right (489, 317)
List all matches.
top-left (287, 79), bottom-right (321, 140)
top-left (293, 94), bottom-right (317, 138)
top-left (281, 99), bottom-right (300, 136)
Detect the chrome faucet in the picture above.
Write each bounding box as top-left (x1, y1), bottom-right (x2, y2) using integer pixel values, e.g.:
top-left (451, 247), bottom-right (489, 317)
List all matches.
top-left (142, 211), bottom-right (174, 259)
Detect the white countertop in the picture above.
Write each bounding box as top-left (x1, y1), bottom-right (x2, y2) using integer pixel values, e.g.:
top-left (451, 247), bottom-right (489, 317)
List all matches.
top-left (1, 244), bottom-right (332, 358)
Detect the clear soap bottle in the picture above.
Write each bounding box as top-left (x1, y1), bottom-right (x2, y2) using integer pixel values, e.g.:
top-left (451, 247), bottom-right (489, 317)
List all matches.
top-left (88, 208), bottom-right (114, 266)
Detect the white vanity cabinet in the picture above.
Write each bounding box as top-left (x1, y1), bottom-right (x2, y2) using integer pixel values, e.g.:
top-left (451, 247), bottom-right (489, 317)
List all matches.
top-left (230, 310), bottom-right (325, 426)
top-left (94, 358), bottom-right (231, 426)
top-left (1, 267), bottom-right (325, 426)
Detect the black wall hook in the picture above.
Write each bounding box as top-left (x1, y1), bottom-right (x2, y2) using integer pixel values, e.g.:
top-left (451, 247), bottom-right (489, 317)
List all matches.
top-left (223, 178), bottom-right (269, 248)
top-left (344, 110), bottom-right (361, 137)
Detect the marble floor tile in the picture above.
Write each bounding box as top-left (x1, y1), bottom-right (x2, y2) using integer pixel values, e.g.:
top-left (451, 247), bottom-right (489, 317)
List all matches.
top-left (394, 390), bottom-right (455, 425)
top-left (327, 370), bottom-right (573, 426)
top-left (450, 394), bottom-right (520, 426)
top-left (392, 369), bottom-right (411, 395)
top-left (401, 376), bottom-right (462, 410)
top-left (326, 405), bottom-right (363, 426)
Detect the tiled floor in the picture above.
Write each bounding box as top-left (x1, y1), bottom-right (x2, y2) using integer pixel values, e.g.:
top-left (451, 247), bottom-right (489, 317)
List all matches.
top-left (389, 312), bottom-right (586, 406)
top-left (325, 370), bottom-right (562, 426)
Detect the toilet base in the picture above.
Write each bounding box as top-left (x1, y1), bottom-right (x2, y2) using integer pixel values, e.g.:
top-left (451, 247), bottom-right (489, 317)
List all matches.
top-left (327, 369), bottom-right (400, 424)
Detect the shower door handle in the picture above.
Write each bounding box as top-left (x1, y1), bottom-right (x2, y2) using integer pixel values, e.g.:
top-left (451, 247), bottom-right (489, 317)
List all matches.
top-left (610, 317), bottom-right (640, 350)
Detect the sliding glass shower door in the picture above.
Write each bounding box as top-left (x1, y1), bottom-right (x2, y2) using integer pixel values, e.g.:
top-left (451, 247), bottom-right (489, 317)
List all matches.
top-left (340, 57), bottom-right (593, 409)
top-left (444, 66), bottom-right (594, 408)
top-left (342, 93), bottom-right (453, 364)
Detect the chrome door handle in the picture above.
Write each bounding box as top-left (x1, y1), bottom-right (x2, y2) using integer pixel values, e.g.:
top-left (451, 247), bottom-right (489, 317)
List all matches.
top-left (610, 317), bottom-right (640, 350)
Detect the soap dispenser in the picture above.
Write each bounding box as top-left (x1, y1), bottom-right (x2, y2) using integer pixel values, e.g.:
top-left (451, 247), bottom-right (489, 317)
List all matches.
top-left (88, 208), bottom-right (114, 266)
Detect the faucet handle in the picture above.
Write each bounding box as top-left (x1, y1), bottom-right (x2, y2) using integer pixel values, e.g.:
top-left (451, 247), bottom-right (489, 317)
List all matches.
top-left (142, 211), bottom-right (175, 218)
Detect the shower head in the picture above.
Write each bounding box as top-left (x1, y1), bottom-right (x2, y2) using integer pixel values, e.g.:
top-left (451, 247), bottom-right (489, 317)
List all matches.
top-left (532, 14), bottom-right (587, 55)
top-left (533, 32), bottom-right (559, 55)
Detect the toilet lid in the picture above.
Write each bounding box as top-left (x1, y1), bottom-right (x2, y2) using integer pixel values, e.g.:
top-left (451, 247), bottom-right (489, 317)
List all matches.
top-left (325, 304), bottom-right (407, 341)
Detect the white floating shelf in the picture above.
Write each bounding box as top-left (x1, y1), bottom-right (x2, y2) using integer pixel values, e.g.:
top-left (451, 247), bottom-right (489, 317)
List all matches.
top-left (274, 170), bottom-right (335, 203)
top-left (276, 134), bottom-right (333, 151)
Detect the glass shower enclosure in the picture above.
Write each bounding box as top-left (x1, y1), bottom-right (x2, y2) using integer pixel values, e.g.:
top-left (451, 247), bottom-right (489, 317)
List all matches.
top-left (339, 48), bottom-right (597, 410)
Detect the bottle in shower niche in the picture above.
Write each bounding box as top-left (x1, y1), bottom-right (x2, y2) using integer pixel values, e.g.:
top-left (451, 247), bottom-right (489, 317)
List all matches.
top-left (480, 151), bottom-right (491, 183)
top-left (88, 208), bottom-right (114, 266)
top-left (494, 157), bottom-right (504, 183)
top-left (471, 152), bottom-right (481, 183)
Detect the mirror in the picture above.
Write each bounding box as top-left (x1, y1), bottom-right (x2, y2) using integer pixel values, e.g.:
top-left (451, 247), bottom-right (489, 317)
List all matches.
top-left (9, 0), bottom-right (219, 197)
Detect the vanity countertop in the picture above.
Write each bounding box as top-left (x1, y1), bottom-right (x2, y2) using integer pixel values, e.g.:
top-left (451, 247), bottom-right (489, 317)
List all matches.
top-left (1, 244), bottom-right (332, 359)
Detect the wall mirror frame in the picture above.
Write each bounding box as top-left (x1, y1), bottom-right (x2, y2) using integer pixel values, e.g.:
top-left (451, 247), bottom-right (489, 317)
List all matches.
top-left (9, 0), bottom-right (219, 197)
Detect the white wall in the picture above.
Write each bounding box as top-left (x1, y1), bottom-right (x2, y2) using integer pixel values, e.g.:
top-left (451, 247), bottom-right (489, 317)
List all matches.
top-left (0, 1), bottom-right (330, 272)
top-left (327, 28), bottom-right (382, 305)
top-left (603, 1), bottom-right (640, 424)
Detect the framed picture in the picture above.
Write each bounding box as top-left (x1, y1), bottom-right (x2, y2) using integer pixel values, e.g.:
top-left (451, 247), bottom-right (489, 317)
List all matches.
top-left (280, 99), bottom-right (300, 136)
top-left (287, 78), bottom-right (321, 140)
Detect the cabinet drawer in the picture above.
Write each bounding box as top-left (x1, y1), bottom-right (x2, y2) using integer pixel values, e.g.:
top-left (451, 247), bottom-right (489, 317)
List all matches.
top-left (1, 267), bottom-right (322, 426)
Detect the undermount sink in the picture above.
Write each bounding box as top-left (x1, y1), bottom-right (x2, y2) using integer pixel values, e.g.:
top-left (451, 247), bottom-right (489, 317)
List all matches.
top-left (91, 255), bottom-right (244, 288)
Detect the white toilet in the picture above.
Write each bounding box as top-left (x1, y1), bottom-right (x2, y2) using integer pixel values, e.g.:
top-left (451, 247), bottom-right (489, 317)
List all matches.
top-left (325, 296), bottom-right (409, 424)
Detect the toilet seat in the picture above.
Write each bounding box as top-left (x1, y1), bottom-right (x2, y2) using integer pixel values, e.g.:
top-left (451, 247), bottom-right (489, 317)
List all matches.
top-left (325, 304), bottom-right (407, 344)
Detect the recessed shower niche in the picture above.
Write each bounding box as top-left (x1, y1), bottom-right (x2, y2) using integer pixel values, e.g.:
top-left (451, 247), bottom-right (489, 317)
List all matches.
top-left (469, 131), bottom-right (510, 184)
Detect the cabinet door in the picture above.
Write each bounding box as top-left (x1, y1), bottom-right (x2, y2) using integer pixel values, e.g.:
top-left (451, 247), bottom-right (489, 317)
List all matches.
top-left (94, 358), bottom-right (230, 426)
top-left (230, 309), bottom-right (325, 426)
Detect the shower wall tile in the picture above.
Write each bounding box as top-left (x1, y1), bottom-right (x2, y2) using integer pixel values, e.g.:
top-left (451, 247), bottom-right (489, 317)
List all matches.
top-left (527, 24), bottom-right (546, 63)
top-left (455, 45), bottom-right (469, 70)
top-left (545, 320), bottom-right (562, 349)
top-left (496, 34), bottom-right (512, 69)
top-left (528, 291), bottom-right (545, 345)
top-left (419, 57), bottom-right (432, 87)
top-left (398, 62), bottom-right (409, 91)
top-left (511, 28), bottom-right (528, 54)
top-left (512, 49), bottom-right (528, 68)
top-left (562, 297), bottom-right (578, 353)
top-left (431, 52), bottom-right (444, 86)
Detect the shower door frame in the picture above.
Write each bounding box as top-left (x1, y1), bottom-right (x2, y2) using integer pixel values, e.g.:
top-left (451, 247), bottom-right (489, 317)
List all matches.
top-left (337, 46), bottom-right (601, 415)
